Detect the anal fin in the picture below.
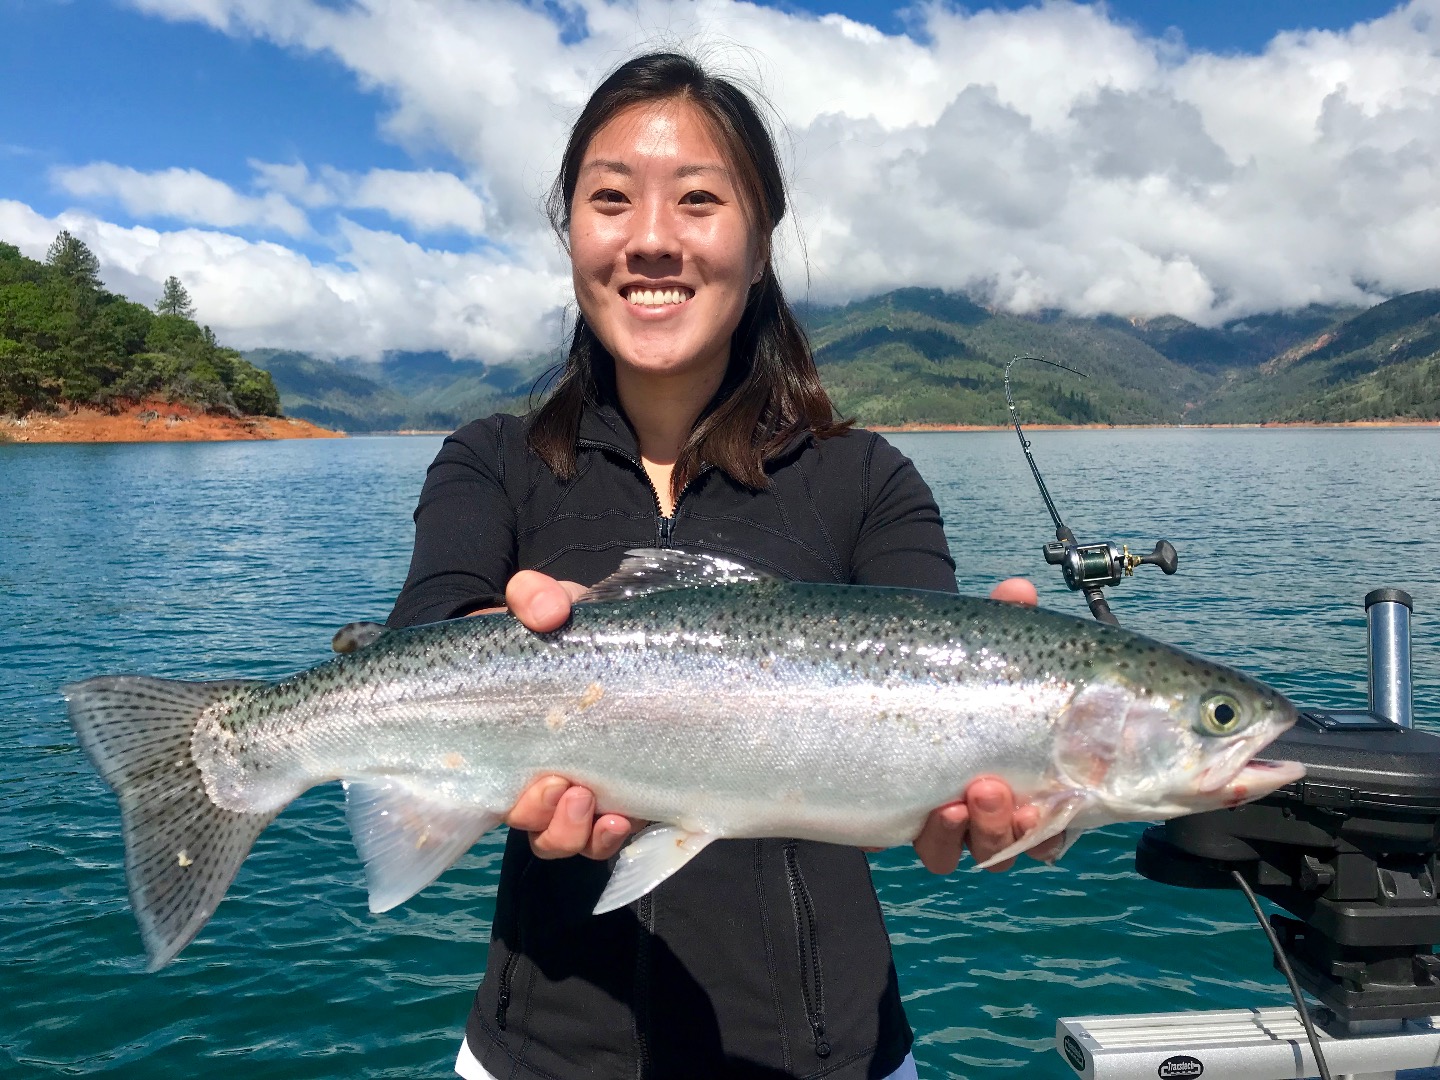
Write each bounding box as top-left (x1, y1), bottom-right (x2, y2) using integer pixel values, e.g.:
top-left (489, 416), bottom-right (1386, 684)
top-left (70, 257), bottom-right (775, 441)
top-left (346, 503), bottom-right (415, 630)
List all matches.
top-left (593, 824), bottom-right (716, 914)
top-left (343, 778), bottom-right (501, 912)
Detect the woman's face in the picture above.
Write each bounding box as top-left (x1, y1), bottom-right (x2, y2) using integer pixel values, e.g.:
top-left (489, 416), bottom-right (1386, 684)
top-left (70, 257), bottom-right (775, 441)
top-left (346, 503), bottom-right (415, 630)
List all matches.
top-left (569, 99), bottom-right (764, 387)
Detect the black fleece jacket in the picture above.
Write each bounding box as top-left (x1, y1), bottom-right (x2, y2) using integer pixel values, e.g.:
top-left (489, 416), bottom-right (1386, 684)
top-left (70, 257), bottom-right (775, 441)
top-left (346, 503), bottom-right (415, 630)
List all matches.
top-left (388, 404), bottom-right (958, 1080)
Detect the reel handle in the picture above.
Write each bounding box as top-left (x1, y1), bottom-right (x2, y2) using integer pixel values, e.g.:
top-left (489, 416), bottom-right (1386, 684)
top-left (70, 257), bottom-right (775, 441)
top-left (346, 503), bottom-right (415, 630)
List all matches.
top-left (1137, 540), bottom-right (1178, 575)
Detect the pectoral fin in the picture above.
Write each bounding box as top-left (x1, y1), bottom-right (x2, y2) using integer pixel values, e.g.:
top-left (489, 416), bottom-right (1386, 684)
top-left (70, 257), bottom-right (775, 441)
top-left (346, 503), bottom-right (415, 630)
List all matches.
top-left (973, 790), bottom-right (1090, 870)
top-left (343, 778), bottom-right (502, 913)
top-left (593, 824), bottom-right (717, 914)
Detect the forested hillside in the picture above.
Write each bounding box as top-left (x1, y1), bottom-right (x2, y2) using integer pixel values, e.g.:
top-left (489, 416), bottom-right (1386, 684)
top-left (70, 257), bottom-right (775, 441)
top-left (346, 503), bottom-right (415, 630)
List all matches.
top-left (0, 234), bottom-right (280, 418)
top-left (1190, 290), bottom-right (1440, 422)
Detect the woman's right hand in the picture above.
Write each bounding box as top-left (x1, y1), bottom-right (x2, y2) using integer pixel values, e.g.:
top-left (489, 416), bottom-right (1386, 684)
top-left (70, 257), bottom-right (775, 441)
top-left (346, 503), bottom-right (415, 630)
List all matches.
top-left (480, 571), bottom-right (640, 861)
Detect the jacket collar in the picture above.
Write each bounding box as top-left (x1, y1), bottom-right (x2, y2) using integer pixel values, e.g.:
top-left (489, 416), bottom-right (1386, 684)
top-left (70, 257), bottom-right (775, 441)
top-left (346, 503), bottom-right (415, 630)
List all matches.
top-left (572, 400), bottom-right (817, 475)
top-left (575, 402), bottom-right (642, 459)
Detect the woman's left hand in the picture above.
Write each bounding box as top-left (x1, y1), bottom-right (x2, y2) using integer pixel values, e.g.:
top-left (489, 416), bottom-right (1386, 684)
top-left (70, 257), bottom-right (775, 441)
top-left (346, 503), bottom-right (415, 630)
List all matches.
top-left (912, 576), bottom-right (1064, 874)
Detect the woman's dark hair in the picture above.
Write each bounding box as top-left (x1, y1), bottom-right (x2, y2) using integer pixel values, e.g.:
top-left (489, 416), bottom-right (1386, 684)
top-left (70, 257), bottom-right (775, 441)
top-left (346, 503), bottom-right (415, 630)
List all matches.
top-left (527, 51), bottom-right (849, 495)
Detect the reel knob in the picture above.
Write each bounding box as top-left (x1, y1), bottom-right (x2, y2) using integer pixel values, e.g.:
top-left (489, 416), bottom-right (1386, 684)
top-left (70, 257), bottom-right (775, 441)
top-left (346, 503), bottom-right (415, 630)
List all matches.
top-left (1136, 540), bottom-right (1179, 575)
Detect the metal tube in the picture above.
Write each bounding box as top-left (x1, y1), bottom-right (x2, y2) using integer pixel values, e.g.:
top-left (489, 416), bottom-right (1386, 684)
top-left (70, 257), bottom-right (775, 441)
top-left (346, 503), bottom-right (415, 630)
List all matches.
top-left (1365, 589), bottom-right (1414, 729)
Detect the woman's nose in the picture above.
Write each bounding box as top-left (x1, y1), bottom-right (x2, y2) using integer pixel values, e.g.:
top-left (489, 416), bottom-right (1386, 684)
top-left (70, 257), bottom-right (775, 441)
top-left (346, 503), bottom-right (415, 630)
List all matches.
top-left (627, 198), bottom-right (679, 262)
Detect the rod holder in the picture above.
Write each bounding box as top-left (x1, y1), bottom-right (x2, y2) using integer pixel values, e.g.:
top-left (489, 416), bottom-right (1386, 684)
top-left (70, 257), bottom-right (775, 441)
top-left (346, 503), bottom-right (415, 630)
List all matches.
top-left (1366, 588), bottom-right (1414, 729)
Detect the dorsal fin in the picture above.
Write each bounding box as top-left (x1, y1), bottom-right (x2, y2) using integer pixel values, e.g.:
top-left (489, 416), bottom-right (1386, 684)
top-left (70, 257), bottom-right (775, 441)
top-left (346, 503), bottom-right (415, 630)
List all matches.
top-left (332, 621), bottom-right (388, 654)
top-left (583, 549), bottom-right (775, 603)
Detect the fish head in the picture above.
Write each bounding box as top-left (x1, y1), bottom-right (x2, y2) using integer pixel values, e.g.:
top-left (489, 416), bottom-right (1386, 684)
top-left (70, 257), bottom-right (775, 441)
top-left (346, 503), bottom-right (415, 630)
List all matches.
top-left (1052, 640), bottom-right (1303, 819)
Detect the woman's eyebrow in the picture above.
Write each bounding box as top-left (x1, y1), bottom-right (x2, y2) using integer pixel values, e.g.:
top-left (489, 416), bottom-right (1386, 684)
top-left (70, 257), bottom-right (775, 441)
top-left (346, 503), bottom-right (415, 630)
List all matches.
top-left (676, 163), bottom-right (728, 179)
top-left (579, 160), bottom-right (729, 179)
top-left (581, 159), bottom-right (631, 176)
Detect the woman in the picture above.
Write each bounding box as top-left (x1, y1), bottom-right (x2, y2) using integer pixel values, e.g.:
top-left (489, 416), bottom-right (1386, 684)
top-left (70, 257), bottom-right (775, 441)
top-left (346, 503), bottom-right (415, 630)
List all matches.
top-left (388, 52), bottom-right (1050, 1080)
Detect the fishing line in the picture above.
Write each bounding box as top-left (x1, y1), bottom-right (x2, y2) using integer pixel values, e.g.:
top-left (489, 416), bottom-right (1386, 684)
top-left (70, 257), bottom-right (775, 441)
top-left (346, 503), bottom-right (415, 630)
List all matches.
top-left (1231, 869), bottom-right (1335, 1080)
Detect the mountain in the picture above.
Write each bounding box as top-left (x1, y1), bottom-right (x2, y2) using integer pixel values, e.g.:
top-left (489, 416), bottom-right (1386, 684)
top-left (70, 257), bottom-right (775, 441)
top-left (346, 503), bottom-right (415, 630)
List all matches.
top-left (247, 348), bottom-right (545, 431)
top-left (1190, 290), bottom-right (1440, 422)
top-left (807, 287), bottom-right (1212, 425)
top-left (1096, 306), bottom-right (1359, 374)
top-left (244, 288), bottom-right (1440, 431)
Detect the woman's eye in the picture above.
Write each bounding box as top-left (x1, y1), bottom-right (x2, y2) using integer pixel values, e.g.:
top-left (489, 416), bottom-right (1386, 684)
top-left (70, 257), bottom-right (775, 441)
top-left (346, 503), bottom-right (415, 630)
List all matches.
top-left (680, 190), bottom-right (719, 206)
top-left (591, 189), bottom-right (628, 205)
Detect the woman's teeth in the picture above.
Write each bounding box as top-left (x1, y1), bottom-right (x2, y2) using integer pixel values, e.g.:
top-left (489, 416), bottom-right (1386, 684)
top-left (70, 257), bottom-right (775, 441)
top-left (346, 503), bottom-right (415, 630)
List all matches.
top-left (626, 288), bottom-right (691, 307)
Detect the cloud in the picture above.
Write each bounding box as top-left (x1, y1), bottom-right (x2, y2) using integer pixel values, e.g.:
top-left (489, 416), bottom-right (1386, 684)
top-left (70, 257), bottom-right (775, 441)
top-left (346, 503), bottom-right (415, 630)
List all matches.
top-left (51, 163), bottom-right (310, 236)
top-left (251, 162), bottom-right (491, 235)
top-left (14, 0), bottom-right (1440, 358)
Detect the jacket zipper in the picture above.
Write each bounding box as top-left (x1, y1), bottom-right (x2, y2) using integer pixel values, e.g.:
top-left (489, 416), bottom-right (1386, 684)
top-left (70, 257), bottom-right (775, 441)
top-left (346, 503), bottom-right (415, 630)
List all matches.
top-left (577, 438), bottom-right (711, 550)
top-left (784, 841), bottom-right (830, 1060)
top-left (494, 950), bottom-right (520, 1030)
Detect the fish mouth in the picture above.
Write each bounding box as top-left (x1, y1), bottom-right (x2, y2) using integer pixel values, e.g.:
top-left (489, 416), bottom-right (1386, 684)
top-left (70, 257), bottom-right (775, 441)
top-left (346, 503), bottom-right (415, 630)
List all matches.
top-left (1209, 758), bottom-right (1307, 806)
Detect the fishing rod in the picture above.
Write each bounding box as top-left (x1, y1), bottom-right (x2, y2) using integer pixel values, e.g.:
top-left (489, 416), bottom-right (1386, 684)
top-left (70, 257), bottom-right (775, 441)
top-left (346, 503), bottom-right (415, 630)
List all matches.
top-left (1002, 355), bottom-right (1177, 625)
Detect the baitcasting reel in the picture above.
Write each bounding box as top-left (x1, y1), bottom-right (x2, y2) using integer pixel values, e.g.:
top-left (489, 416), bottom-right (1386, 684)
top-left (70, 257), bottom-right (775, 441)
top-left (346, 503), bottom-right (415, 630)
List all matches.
top-left (1003, 356), bottom-right (1178, 624)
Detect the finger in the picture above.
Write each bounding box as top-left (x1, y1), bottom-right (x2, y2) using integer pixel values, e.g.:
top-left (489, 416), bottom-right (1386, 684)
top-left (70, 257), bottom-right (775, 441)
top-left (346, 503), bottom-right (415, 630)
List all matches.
top-left (989, 577), bottom-right (1038, 606)
top-left (505, 774), bottom-right (570, 833)
top-left (506, 571), bottom-right (576, 632)
top-left (964, 777), bottom-right (1018, 872)
top-left (529, 786), bottom-right (596, 859)
top-left (913, 802), bottom-right (969, 875)
top-left (583, 814), bottom-right (639, 860)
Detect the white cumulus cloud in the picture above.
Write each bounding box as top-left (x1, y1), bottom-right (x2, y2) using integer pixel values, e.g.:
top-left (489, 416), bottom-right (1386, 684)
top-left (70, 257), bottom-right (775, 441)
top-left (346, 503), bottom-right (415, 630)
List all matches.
top-left (51, 163), bottom-right (310, 236)
top-left (251, 162), bottom-right (491, 235)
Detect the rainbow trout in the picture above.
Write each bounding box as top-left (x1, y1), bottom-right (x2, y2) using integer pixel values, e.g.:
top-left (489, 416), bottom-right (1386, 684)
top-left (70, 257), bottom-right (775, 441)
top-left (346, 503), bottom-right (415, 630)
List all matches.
top-left (65, 550), bottom-right (1303, 970)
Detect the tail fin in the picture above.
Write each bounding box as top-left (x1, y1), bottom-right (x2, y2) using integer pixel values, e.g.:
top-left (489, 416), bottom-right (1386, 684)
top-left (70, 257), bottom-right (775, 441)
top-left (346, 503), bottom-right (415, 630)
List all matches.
top-left (64, 675), bottom-right (277, 970)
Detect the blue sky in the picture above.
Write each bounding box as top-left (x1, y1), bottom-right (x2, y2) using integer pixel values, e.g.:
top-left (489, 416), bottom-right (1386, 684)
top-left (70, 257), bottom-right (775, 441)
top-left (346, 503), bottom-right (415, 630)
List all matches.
top-left (0, 0), bottom-right (1432, 358)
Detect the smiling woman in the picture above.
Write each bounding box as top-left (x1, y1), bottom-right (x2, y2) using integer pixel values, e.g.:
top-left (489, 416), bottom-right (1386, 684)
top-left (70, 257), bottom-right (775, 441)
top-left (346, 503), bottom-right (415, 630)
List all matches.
top-left (528, 56), bottom-right (850, 511)
top-left (385, 51), bottom-right (1046, 1080)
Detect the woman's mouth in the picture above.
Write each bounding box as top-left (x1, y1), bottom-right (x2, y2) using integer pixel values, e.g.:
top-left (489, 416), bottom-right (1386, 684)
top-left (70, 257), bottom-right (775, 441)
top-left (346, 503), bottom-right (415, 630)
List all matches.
top-left (623, 285), bottom-right (694, 308)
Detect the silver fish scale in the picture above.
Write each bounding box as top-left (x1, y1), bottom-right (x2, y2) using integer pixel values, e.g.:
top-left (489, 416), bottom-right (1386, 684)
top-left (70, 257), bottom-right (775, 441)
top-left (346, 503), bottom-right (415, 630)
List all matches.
top-left (191, 583), bottom-right (1279, 849)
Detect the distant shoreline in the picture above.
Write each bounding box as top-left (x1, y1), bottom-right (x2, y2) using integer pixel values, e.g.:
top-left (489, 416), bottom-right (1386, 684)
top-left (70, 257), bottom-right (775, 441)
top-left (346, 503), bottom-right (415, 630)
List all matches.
top-left (288, 419), bottom-right (1440, 438)
top-left (29, 416), bottom-right (1427, 443)
top-left (0, 401), bottom-right (344, 444)
top-left (869, 419), bottom-right (1440, 433)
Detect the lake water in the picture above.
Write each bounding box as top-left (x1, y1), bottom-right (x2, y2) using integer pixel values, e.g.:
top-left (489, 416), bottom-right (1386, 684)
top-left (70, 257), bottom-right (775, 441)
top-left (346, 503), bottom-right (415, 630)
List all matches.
top-left (3, 427), bottom-right (1439, 1078)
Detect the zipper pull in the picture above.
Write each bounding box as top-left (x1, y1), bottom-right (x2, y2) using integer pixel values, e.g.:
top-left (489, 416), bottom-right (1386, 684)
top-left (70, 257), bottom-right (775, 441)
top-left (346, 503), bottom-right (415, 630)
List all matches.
top-left (812, 1022), bottom-right (830, 1059)
top-left (657, 515), bottom-right (674, 548)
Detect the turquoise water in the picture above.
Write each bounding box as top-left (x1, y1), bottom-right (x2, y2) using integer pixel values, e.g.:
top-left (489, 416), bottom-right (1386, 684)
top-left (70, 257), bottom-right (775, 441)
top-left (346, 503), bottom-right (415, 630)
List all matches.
top-left (3, 427), bottom-right (1439, 1078)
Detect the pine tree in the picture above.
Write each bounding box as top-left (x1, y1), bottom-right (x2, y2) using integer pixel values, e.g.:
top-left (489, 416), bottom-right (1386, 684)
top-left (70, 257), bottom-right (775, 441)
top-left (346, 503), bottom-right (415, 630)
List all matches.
top-left (45, 230), bottom-right (103, 291)
top-left (156, 276), bottom-right (196, 319)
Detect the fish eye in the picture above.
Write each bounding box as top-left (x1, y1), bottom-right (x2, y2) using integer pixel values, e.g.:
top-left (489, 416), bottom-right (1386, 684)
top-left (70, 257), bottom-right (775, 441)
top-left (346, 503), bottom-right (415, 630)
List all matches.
top-left (1199, 692), bottom-right (1243, 735)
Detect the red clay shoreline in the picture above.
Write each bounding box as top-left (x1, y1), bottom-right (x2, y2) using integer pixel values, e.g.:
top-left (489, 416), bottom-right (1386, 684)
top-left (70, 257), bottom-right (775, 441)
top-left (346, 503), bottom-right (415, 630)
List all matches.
top-left (0, 400), bottom-right (343, 444)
